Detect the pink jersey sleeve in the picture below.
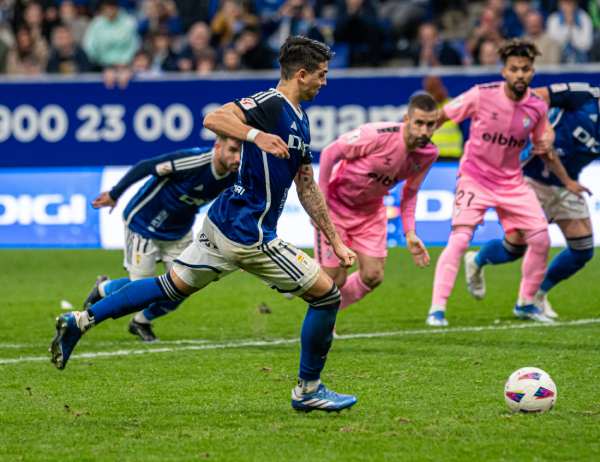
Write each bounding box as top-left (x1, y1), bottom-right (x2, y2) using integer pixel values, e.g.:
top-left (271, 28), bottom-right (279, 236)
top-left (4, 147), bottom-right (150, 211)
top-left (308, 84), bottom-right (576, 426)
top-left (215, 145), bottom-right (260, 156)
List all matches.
top-left (400, 151), bottom-right (438, 233)
top-left (318, 142), bottom-right (345, 196)
top-left (335, 125), bottom-right (380, 160)
top-left (443, 86), bottom-right (480, 123)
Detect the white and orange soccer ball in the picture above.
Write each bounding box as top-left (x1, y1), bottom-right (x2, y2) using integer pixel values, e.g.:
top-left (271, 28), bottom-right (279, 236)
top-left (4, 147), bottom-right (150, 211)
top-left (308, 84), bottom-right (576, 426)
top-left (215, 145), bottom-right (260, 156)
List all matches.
top-left (504, 367), bottom-right (557, 413)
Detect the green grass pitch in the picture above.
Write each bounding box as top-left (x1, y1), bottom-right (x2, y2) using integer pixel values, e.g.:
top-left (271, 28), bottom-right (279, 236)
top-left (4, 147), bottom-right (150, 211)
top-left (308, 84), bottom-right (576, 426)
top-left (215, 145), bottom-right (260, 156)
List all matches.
top-left (1, 247), bottom-right (600, 461)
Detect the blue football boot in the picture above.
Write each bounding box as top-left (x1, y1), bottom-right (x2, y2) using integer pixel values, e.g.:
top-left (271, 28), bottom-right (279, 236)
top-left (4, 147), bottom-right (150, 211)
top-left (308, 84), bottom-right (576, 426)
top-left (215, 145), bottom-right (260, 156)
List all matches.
top-left (513, 303), bottom-right (554, 323)
top-left (49, 312), bottom-right (86, 369)
top-left (291, 383), bottom-right (357, 412)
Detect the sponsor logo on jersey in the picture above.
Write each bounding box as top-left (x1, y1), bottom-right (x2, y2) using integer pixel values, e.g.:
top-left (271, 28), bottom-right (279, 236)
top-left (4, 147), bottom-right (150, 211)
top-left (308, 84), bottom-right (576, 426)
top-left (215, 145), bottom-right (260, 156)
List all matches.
top-left (482, 132), bottom-right (527, 148)
top-left (156, 161), bottom-right (173, 176)
top-left (239, 98), bottom-right (257, 110)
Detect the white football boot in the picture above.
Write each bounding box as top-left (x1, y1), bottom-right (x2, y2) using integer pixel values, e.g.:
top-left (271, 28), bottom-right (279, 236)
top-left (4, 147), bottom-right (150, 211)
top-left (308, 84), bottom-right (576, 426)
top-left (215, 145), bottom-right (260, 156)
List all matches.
top-left (464, 251), bottom-right (486, 300)
top-left (535, 291), bottom-right (558, 319)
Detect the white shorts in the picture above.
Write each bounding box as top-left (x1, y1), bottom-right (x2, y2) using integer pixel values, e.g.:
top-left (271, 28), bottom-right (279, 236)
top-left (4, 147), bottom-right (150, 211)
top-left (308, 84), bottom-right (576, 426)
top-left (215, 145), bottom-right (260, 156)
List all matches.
top-left (124, 226), bottom-right (193, 280)
top-left (172, 218), bottom-right (320, 295)
top-left (526, 177), bottom-right (590, 222)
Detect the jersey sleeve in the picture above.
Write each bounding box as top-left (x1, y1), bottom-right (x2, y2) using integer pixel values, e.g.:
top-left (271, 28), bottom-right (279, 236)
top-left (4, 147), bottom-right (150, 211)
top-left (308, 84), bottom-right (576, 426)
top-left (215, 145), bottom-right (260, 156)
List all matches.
top-left (443, 86), bottom-right (479, 123)
top-left (234, 92), bottom-right (283, 133)
top-left (335, 125), bottom-right (380, 160)
top-left (548, 82), bottom-right (600, 111)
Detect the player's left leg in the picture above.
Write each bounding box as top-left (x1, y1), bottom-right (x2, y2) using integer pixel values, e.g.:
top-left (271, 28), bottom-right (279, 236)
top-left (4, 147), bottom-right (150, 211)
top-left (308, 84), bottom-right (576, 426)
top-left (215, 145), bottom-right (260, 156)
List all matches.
top-left (129, 232), bottom-right (194, 342)
top-left (242, 238), bottom-right (356, 412)
top-left (339, 253), bottom-right (385, 310)
top-left (538, 217), bottom-right (593, 317)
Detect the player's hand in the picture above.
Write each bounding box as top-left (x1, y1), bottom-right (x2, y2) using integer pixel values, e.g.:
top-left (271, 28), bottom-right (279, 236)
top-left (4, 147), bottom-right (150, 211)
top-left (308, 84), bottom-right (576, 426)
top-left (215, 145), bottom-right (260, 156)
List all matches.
top-left (406, 231), bottom-right (430, 268)
top-left (92, 191), bottom-right (117, 211)
top-left (331, 238), bottom-right (356, 268)
top-left (255, 132), bottom-right (289, 159)
top-left (565, 180), bottom-right (592, 197)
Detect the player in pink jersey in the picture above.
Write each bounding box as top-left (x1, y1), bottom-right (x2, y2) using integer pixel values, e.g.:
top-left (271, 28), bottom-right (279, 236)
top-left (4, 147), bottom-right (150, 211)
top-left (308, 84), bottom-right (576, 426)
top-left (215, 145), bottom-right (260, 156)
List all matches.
top-left (426, 39), bottom-right (554, 327)
top-left (316, 93), bottom-right (439, 313)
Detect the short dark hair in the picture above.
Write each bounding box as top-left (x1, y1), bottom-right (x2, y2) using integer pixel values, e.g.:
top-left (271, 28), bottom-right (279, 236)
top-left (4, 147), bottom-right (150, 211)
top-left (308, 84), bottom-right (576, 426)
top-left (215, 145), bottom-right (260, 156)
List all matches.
top-left (408, 91), bottom-right (438, 113)
top-left (278, 35), bottom-right (333, 80)
top-left (498, 38), bottom-right (540, 63)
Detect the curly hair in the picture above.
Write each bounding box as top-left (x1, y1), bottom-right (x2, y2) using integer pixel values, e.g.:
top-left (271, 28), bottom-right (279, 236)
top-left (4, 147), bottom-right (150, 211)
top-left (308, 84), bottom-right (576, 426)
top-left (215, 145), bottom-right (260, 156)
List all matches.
top-left (497, 38), bottom-right (541, 63)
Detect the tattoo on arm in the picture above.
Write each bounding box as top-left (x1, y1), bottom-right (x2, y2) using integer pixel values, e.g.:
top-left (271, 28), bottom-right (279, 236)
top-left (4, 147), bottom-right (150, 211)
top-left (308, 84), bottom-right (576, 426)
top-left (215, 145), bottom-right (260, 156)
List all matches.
top-left (296, 165), bottom-right (338, 243)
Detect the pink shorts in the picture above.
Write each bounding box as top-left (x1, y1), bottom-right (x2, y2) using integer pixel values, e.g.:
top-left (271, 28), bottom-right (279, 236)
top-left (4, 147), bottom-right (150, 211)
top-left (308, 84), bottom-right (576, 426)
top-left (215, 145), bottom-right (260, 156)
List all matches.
top-left (452, 175), bottom-right (548, 232)
top-left (315, 204), bottom-right (388, 268)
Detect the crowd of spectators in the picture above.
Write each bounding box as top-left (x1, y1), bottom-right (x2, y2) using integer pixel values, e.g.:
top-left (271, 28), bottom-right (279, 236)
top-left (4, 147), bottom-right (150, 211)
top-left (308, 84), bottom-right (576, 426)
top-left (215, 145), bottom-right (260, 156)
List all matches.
top-left (0, 0), bottom-right (599, 78)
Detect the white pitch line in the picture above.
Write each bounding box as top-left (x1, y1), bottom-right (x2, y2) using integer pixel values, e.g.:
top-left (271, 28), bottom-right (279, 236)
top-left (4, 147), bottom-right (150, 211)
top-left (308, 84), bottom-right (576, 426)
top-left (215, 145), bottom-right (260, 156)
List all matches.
top-left (1, 317), bottom-right (600, 366)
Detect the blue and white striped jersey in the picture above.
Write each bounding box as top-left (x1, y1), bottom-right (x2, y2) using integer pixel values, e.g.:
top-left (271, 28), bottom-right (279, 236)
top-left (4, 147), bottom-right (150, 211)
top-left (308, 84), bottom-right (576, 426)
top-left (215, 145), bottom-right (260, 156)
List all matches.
top-left (208, 89), bottom-right (312, 245)
top-left (115, 147), bottom-right (235, 241)
top-left (522, 82), bottom-right (600, 186)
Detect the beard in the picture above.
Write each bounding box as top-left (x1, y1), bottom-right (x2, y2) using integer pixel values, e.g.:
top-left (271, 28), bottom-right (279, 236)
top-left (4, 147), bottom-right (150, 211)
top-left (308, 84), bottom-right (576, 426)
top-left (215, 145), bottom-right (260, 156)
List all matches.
top-left (509, 80), bottom-right (528, 98)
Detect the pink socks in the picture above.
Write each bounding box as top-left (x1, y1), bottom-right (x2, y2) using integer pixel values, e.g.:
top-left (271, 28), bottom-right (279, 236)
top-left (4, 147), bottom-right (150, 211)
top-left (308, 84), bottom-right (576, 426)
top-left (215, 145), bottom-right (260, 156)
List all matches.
top-left (340, 272), bottom-right (372, 310)
top-left (518, 228), bottom-right (550, 303)
top-left (431, 228), bottom-right (472, 310)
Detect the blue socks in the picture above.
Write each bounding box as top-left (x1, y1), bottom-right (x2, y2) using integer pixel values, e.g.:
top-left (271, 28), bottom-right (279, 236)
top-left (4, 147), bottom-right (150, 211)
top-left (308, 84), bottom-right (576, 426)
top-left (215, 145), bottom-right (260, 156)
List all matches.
top-left (142, 301), bottom-right (182, 321)
top-left (541, 238), bottom-right (593, 292)
top-left (103, 277), bottom-right (130, 296)
top-left (88, 274), bottom-right (186, 324)
top-left (299, 285), bottom-right (341, 381)
top-left (475, 238), bottom-right (526, 267)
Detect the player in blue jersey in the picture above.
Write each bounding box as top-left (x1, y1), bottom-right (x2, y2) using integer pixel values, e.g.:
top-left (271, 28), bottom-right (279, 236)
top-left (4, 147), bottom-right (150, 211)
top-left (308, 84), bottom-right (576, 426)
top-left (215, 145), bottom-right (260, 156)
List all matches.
top-left (50, 36), bottom-right (359, 413)
top-left (464, 82), bottom-right (596, 318)
top-left (82, 135), bottom-right (242, 342)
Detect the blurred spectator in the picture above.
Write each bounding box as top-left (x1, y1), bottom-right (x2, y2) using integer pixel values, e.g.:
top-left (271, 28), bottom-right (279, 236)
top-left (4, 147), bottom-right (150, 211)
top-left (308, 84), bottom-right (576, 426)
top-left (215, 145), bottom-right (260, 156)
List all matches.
top-left (334, 0), bottom-right (383, 67)
top-left (59, 0), bottom-right (90, 44)
top-left (211, 0), bottom-right (258, 48)
top-left (22, 1), bottom-right (50, 42)
top-left (379, 0), bottom-right (429, 41)
top-left (194, 47), bottom-right (215, 74)
top-left (546, 0), bottom-right (593, 63)
top-left (467, 7), bottom-right (504, 62)
top-left (173, 0), bottom-right (211, 32)
top-left (522, 10), bottom-right (560, 65)
top-left (138, 0), bottom-right (183, 39)
top-left (476, 38), bottom-right (499, 65)
top-left (220, 45), bottom-right (242, 70)
top-left (499, 0), bottom-right (532, 38)
top-left (235, 26), bottom-right (275, 69)
top-left (177, 20), bottom-right (214, 71)
top-left (253, 0), bottom-right (286, 20)
top-left (266, 0), bottom-right (324, 51)
top-left (6, 24), bottom-right (48, 74)
top-left (148, 30), bottom-right (178, 71)
top-left (46, 24), bottom-right (91, 73)
top-left (423, 75), bottom-right (463, 159)
top-left (410, 22), bottom-right (463, 67)
top-left (83, 0), bottom-right (139, 69)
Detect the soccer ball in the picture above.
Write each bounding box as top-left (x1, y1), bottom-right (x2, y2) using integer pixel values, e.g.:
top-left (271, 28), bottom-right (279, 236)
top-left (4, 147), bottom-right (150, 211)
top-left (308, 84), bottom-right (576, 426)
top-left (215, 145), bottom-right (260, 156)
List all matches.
top-left (504, 367), bottom-right (557, 413)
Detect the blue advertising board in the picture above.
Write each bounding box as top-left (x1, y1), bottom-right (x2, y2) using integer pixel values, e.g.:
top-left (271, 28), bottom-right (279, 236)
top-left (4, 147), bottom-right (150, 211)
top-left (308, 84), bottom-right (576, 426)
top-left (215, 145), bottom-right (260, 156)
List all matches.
top-left (1, 67), bottom-right (599, 167)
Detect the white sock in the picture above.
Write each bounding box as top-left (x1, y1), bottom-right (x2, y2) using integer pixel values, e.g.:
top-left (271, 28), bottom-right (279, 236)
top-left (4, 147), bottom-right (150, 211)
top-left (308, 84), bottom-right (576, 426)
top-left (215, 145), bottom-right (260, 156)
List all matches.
top-left (76, 311), bottom-right (94, 332)
top-left (517, 298), bottom-right (534, 307)
top-left (296, 379), bottom-right (320, 395)
top-left (134, 311), bottom-right (150, 324)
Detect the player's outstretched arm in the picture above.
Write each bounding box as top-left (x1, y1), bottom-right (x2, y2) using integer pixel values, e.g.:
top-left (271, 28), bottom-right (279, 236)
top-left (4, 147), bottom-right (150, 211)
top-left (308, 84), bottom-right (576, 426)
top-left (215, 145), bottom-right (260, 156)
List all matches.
top-left (204, 103), bottom-right (289, 158)
top-left (540, 149), bottom-right (591, 197)
top-left (294, 164), bottom-right (356, 268)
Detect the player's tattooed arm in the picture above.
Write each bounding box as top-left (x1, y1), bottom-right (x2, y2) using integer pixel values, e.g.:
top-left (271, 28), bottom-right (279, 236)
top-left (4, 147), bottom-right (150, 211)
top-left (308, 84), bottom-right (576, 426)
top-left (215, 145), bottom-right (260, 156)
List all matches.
top-left (295, 164), bottom-right (356, 267)
top-left (203, 102), bottom-right (289, 158)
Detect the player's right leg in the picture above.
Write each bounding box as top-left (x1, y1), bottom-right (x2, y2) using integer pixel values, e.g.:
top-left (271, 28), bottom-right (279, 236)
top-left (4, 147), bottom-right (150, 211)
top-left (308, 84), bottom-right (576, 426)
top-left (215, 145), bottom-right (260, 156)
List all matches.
top-left (465, 232), bottom-right (527, 300)
top-left (50, 223), bottom-right (234, 369)
top-left (427, 175), bottom-right (486, 326)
